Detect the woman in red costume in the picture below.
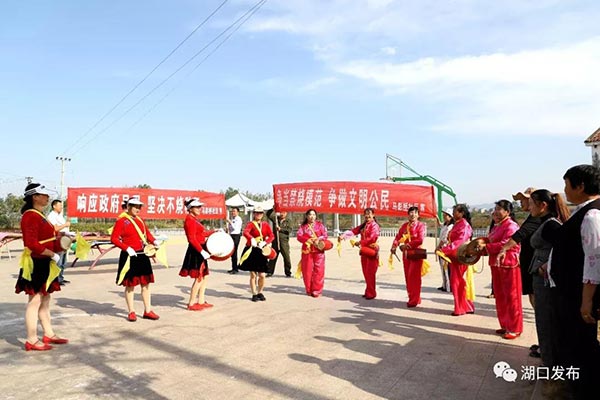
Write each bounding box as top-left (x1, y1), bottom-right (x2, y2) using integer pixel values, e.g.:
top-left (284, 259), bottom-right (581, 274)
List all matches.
top-left (439, 204), bottom-right (475, 316)
top-left (476, 200), bottom-right (522, 339)
top-left (392, 206), bottom-right (427, 308)
top-left (238, 206), bottom-right (275, 302)
top-left (15, 183), bottom-right (69, 351)
top-left (297, 209), bottom-right (328, 297)
top-left (342, 208), bottom-right (381, 299)
top-left (180, 198), bottom-right (214, 311)
top-left (111, 197), bottom-right (161, 322)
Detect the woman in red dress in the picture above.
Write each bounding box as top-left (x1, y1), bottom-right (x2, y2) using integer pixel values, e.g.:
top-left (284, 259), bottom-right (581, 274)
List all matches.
top-left (180, 198), bottom-right (214, 311)
top-left (111, 197), bottom-right (161, 322)
top-left (15, 183), bottom-right (69, 351)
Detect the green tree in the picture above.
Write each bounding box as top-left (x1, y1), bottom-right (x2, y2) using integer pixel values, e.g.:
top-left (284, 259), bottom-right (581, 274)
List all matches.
top-left (0, 193), bottom-right (24, 229)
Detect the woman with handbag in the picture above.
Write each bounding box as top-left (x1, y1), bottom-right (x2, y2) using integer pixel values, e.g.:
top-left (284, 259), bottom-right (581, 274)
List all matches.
top-left (475, 200), bottom-right (522, 339)
top-left (392, 206), bottom-right (427, 308)
top-left (439, 204), bottom-right (474, 316)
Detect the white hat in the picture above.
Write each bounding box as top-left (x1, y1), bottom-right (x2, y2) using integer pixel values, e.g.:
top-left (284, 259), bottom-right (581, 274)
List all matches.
top-left (442, 208), bottom-right (453, 216)
top-left (253, 206), bottom-right (265, 213)
top-left (24, 183), bottom-right (53, 197)
top-left (185, 198), bottom-right (204, 210)
top-left (127, 197), bottom-right (144, 206)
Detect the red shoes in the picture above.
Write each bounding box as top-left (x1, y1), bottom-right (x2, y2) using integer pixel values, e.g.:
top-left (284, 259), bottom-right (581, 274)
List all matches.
top-left (25, 340), bottom-right (52, 351)
top-left (42, 335), bottom-right (69, 345)
top-left (503, 332), bottom-right (521, 340)
top-left (188, 303), bottom-right (214, 311)
top-left (143, 310), bottom-right (160, 320)
top-left (127, 312), bottom-right (137, 322)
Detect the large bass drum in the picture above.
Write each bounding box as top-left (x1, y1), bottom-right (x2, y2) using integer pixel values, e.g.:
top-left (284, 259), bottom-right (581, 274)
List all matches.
top-left (206, 231), bottom-right (235, 261)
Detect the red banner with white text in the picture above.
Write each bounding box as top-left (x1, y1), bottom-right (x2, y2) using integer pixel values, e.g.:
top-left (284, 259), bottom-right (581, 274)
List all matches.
top-left (273, 182), bottom-right (436, 218)
top-left (67, 188), bottom-right (226, 219)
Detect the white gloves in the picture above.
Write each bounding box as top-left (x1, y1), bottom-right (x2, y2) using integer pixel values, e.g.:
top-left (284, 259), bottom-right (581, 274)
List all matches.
top-left (251, 238), bottom-right (258, 247)
top-left (51, 253), bottom-right (61, 264)
top-left (258, 241), bottom-right (267, 249)
top-left (126, 247), bottom-right (137, 257)
top-left (200, 250), bottom-right (211, 259)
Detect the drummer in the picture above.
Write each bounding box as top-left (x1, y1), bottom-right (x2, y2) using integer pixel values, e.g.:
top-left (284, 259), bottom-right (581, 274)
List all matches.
top-left (238, 206), bottom-right (275, 302)
top-left (180, 198), bottom-right (214, 311)
top-left (341, 208), bottom-right (381, 300)
top-left (391, 206), bottom-right (427, 308)
top-left (110, 197), bottom-right (162, 322)
top-left (296, 209), bottom-right (329, 297)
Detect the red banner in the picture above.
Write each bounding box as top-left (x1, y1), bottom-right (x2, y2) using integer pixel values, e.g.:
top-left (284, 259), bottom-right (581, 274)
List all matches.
top-left (273, 181), bottom-right (436, 218)
top-left (67, 187), bottom-right (226, 219)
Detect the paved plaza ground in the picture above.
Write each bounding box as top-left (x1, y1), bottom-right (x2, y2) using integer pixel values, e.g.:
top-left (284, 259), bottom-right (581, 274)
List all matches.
top-left (0, 235), bottom-right (558, 399)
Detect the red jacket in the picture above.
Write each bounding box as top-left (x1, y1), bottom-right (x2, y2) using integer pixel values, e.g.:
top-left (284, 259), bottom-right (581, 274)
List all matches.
top-left (351, 220), bottom-right (380, 248)
top-left (111, 215), bottom-right (156, 252)
top-left (184, 214), bottom-right (212, 253)
top-left (393, 221), bottom-right (426, 249)
top-left (243, 220), bottom-right (274, 245)
top-left (487, 218), bottom-right (520, 267)
top-left (21, 209), bottom-right (61, 258)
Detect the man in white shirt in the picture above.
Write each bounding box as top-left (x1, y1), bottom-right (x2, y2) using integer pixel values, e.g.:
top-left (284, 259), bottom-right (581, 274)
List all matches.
top-left (226, 207), bottom-right (243, 274)
top-left (47, 199), bottom-right (72, 285)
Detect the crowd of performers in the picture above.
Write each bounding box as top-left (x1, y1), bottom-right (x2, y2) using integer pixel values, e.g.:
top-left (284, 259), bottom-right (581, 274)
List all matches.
top-left (12, 164), bottom-right (600, 399)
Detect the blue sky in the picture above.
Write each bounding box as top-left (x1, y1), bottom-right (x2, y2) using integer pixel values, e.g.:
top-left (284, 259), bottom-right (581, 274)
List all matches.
top-left (1, 0), bottom-right (599, 206)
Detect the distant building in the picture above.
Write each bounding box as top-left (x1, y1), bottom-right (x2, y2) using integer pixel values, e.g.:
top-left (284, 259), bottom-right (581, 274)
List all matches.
top-left (584, 126), bottom-right (600, 168)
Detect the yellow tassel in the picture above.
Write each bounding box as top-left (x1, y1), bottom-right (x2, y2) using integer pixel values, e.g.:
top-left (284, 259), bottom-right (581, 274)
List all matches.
top-left (154, 241), bottom-right (168, 268)
top-left (349, 238), bottom-right (358, 248)
top-left (75, 233), bottom-right (91, 261)
top-left (336, 239), bottom-right (342, 258)
top-left (46, 260), bottom-right (61, 290)
top-left (117, 256), bottom-right (131, 285)
top-left (421, 260), bottom-right (430, 277)
top-left (388, 254), bottom-right (394, 270)
top-left (294, 260), bottom-right (302, 279)
top-left (238, 246), bottom-right (253, 266)
top-left (466, 265), bottom-right (475, 301)
top-left (435, 250), bottom-right (451, 264)
top-left (19, 248), bottom-right (34, 281)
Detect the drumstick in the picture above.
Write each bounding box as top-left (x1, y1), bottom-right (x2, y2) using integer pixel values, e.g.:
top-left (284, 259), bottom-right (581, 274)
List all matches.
top-left (393, 252), bottom-right (402, 263)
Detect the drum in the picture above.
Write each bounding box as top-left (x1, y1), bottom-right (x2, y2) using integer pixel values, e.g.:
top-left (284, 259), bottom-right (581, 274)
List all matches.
top-left (59, 235), bottom-right (73, 251)
top-left (144, 244), bottom-right (157, 257)
top-left (205, 231), bottom-right (235, 261)
top-left (316, 239), bottom-right (334, 251)
top-left (359, 245), bottom-right (378, 258)
top-left (261, 244), bottom-right (277, 260)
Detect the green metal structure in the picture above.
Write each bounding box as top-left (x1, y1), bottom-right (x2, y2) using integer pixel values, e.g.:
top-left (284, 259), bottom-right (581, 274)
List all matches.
top-left (385, 154), bottom-right (457, 220)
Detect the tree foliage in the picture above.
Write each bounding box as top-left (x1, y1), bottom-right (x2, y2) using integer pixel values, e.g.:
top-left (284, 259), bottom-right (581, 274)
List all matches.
top-left (0, 193), bottom-right (24, 229)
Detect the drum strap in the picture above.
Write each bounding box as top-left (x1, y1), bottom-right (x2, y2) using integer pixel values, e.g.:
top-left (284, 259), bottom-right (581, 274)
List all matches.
top-left (252, 221), bottom-right (264, 243)
top-left (123, 214), bottom-right (148, 245)
top-left (303, 223), bottom-right (319, 254)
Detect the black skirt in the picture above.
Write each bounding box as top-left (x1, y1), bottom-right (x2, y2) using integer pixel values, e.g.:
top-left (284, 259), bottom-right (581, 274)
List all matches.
top-left (238, 246), bottom-right (269, 273)
top-left (15, 257), bottom-right (61, 295)
top-left (179, 245), bottom-right (209, 279)
top-left (116, 251), bottom-right (155, 287)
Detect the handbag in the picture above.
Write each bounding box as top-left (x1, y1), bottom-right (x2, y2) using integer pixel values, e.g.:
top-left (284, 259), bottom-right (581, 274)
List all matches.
top-left (406, 248), bottom-right (427, 260)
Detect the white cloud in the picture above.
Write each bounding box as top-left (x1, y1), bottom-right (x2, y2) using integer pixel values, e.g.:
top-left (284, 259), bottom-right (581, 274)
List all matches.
top-left (335, 37), bottom-right (600, 136)
top-left (380, 46), bottom-right (396, 56)
top-left (299, 77), bottom-right (339, 92)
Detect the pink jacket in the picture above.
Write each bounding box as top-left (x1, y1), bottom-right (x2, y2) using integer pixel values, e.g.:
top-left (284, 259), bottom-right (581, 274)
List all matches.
top-left (440, 218), bottom-right (472, 257)
top-left (393, 221), bottom-right (426, 249)
top-left (297, 221), bottom-right (328, 253)
top-left (487, 218), bottom-right (520, 267)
